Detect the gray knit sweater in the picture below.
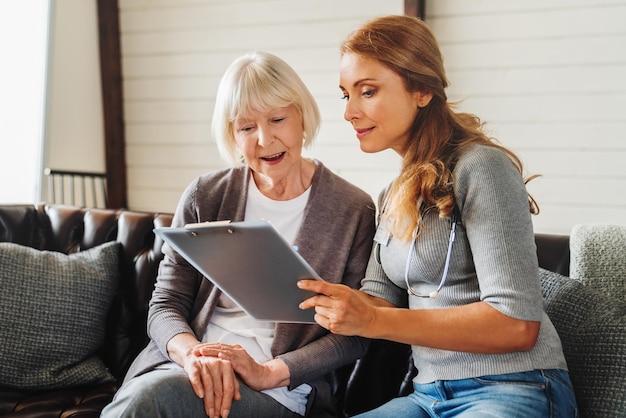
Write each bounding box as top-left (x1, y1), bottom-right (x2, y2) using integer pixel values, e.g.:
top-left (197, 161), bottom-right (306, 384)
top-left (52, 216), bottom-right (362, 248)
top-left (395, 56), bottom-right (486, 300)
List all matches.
top-left (362, 144), bottom-right (567, 384)
top-left (123, 160), bottom-right (376, 412)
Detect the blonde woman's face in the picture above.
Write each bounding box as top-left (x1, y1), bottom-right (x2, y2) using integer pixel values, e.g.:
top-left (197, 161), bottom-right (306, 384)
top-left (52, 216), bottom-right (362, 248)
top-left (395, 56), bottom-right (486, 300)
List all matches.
top-left (233, 105), bottom-right (305, 183)
top-left (340, 53), bottom-right (426, 157)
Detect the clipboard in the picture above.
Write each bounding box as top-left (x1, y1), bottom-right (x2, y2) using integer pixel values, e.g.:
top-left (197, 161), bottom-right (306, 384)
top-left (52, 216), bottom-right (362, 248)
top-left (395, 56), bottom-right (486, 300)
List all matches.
top-left (153, 220), bottom-right (320, 323)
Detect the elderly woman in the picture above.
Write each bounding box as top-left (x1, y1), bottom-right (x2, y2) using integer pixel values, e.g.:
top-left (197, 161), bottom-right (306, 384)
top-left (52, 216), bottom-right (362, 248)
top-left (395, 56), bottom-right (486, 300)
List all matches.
top-left (101, 52), bottom-right (376, 418)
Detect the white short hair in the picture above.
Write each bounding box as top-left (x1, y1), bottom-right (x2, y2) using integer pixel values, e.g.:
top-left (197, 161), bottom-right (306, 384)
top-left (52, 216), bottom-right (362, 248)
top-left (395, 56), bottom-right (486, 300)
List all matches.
top-left (211, 52), bottom-right (321, 165)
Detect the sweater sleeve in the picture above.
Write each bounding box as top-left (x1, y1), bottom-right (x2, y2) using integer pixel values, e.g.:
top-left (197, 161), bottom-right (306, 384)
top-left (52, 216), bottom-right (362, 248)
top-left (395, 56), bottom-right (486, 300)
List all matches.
top-left (360, 186), bottom-right (409, 307)
top-left (454, 145), bottom-right (543, 320)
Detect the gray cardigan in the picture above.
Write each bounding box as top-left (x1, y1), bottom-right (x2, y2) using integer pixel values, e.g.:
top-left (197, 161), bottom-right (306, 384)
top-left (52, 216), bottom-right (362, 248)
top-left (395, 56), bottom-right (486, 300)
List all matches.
top-left (363, 144), bottom-right (568, 384)
top-left (123, 160), bottom-right (376, 411)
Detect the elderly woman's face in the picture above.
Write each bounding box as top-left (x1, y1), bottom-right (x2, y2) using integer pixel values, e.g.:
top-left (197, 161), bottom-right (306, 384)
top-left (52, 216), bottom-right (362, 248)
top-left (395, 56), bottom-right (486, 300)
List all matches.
top-left (233, 104), bottom-right (305, 182)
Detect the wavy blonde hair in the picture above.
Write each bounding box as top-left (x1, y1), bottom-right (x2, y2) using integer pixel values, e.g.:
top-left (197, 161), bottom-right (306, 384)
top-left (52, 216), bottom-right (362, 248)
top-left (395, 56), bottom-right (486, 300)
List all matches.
top-left (341, 15), bottom-right (539, 241)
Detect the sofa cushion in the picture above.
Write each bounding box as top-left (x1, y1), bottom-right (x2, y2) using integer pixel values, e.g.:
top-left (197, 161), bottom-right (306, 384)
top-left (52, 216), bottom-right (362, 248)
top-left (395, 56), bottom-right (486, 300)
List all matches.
top-left (0, 241), bottom-right (120, 390)
top-left (570, 224), bottom-right (626, 302)
top-left (540, 268), bottom-right (626, 417)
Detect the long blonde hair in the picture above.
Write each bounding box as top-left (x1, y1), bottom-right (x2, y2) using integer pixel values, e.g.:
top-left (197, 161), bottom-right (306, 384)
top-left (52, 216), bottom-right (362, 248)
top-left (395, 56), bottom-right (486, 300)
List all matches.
top-left (341, 15), bottom-right (539, 241)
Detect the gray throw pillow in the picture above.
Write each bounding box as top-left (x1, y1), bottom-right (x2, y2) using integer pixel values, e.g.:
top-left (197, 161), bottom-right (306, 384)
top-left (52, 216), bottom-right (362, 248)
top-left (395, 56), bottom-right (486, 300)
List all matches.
top-left (0, 241), bottom-right (120, 389)
top-left (540, 268), bottom-right (626, 418)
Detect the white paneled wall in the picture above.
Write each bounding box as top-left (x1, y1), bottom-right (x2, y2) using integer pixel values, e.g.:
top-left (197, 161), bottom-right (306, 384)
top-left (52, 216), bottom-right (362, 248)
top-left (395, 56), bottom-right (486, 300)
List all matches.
top-left (119, 0), bottom-right (626, 234)
top-left (427, 0), bottom-right (626, 233)
top-left (119, 0), bottom-right (403, 213)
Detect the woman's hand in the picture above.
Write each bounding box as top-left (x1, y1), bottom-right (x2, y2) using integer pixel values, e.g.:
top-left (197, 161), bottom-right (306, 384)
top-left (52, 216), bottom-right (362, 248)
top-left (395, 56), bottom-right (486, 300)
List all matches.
top-left (192, 343), bottom-right (290, 391)
top-left (298, 280), bottom-right (391, 337)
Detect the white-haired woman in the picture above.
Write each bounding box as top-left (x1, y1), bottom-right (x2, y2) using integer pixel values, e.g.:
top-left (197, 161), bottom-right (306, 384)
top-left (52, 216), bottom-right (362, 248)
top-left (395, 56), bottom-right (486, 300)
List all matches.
top-left (101, 52), bottom-right (376, 418)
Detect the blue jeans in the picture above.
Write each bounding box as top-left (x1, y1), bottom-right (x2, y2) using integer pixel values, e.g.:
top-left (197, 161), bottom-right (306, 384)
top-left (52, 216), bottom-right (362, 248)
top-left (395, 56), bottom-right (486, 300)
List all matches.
top-left (353, 369), bottom-right (578, 418)
top-left (100, 367), bottom-right (301, 418)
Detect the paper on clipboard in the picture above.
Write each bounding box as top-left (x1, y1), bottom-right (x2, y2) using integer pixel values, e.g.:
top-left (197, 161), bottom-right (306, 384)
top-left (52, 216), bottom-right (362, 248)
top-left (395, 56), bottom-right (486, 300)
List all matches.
top-left (154, 220), bottom-right (320, 323)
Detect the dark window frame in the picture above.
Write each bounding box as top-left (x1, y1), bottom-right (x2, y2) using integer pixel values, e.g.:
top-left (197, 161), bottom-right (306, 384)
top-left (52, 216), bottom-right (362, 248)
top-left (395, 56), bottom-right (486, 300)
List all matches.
top-left (97, 0), bottom-right (127, 209)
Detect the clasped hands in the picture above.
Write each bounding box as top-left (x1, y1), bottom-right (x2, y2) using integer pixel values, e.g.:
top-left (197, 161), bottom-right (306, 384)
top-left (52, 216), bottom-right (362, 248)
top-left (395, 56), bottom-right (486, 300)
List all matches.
top-left (182, 281), bottom-right (377, 418)
top-left (183, 342), bottom-right (277, 418)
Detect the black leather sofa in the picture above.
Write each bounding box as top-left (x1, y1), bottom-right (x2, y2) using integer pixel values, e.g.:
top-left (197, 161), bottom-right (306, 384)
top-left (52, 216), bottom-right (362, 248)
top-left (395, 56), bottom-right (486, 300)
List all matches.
top-left (0, 203), bottom-right (570, 418)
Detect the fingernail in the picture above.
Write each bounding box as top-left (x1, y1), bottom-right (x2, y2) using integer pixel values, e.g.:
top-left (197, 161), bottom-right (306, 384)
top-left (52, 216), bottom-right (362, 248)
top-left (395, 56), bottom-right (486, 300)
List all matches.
top-left (223, 410), bottom-right (230, 418)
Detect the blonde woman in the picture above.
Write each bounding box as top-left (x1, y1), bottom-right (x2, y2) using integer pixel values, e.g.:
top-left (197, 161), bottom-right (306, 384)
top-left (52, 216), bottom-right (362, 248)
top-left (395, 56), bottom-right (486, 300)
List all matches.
top-left (300, 15), bottom-right (577, 418)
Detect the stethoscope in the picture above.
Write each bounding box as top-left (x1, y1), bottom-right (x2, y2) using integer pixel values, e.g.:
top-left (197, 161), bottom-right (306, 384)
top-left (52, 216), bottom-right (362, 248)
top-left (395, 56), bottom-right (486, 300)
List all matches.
top-left (376, 211), bottom-right (458, 299)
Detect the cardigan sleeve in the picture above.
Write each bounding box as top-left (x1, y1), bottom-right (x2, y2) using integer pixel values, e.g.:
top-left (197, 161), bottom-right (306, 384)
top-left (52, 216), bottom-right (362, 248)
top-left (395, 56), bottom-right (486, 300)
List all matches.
top-left (276, 163), bottom-right (377, 388)
top-left (147, 177), bottom-right (205, 357)
top-left (147, 167), bottom-right (246, 358)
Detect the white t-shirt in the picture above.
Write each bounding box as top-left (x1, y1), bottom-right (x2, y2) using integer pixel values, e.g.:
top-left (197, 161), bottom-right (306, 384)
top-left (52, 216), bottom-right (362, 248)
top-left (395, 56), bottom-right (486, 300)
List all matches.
top-left (204, 177), bottom-right (312, 415)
